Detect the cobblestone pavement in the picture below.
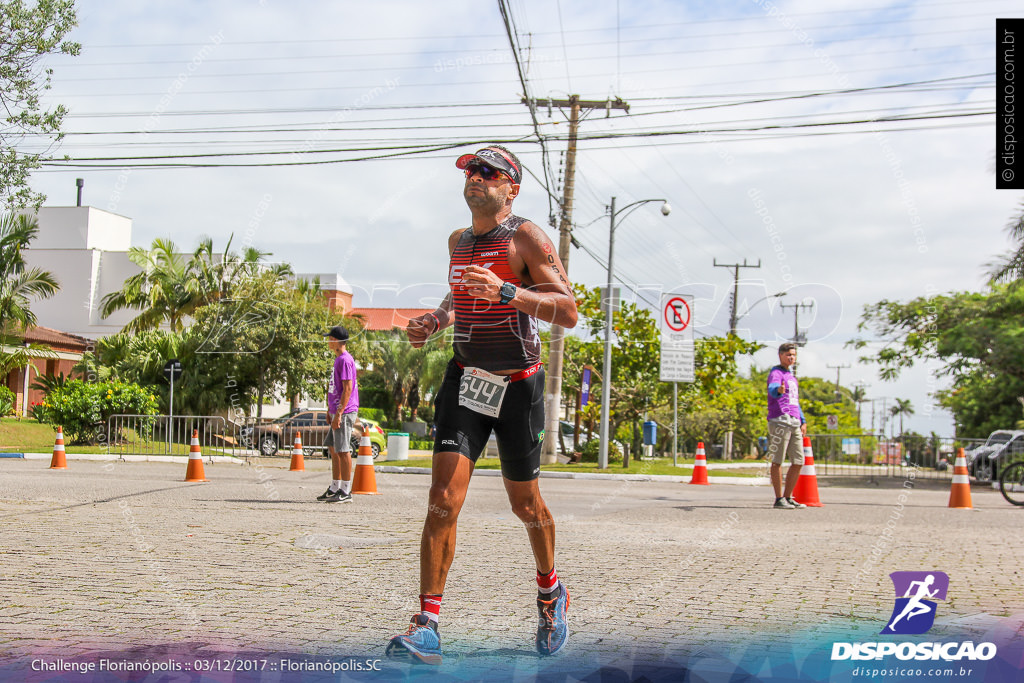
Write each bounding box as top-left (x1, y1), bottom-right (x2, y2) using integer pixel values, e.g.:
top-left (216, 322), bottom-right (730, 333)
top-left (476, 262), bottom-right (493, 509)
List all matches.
top-left (0, 458), bottom-right (1021, 679)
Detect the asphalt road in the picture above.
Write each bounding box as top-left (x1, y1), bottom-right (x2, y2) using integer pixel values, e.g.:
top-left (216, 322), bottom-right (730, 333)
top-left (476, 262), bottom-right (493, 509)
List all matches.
top-left (0, 457), bottom-right (1020, 681)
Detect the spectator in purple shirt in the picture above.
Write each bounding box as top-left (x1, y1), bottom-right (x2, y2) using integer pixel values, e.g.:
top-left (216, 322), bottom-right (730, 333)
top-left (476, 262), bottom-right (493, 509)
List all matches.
top-left (766, 342), bottom-right (806, 509)
top-left (317, 325), bottom-right (359, 504)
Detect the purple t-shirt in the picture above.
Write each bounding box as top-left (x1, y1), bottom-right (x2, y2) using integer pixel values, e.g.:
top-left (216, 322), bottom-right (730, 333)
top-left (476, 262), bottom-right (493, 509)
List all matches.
top-left (767, 365), bottom-right (804, 423)
top-left (328, 350), bottom-right (359, 415)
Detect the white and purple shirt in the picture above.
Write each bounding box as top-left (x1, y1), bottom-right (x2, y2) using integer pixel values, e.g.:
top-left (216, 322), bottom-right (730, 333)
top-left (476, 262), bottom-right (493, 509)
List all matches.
top-left (767, 365), bottom-right (804, 424)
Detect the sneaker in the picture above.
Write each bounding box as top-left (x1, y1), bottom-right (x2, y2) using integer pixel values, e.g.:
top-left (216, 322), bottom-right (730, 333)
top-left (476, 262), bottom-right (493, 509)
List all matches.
top-left (786, 497), bottom-right (807, 509)
top-left (773, 497), bottom-right (795, 509)
top-left (536, 585), bottom-right (570, 655)
top-left (316, 487), bottom-right (336, 501)
top-left (385, 614), bottom-right (442, 665)
top-left (324, 490), bottom-right (352, 503)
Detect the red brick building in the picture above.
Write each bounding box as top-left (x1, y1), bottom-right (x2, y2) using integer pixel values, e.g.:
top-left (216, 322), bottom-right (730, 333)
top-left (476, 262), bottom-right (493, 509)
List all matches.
top-left (2, 326), bottom-right (92, 417)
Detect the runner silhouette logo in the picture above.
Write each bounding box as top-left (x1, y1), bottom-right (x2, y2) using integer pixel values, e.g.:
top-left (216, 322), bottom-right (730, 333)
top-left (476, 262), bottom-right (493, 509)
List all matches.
top-left (881, 571), bottom-right (949, 635)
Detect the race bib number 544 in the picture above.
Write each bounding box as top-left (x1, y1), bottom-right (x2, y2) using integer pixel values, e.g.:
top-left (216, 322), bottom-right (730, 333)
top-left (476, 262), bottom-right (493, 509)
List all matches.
top-left (458, 367), bottom-right (509, 418)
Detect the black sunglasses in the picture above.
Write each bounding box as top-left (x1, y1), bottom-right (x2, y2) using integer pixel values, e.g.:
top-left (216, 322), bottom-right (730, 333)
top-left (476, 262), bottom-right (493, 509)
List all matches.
top-left (464, 164), bottom-right (508, 181)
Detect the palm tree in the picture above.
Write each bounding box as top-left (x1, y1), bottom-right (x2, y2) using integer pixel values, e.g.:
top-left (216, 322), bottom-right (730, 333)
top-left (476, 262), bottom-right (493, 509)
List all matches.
top-left (0, 213), bottom-right (60, 399)
top-left (889, 398), bottom-right (914, 438)
top-left (362, 330), bottom-right (448, 423)
top-left (101, 235), bottom-right (292, 333)
top-left (0, 213), bottom-right (60, 333)
top-left (989, 202), bottom-right (1024, 283)
top-left (100, 238), bottom-right (197, 332)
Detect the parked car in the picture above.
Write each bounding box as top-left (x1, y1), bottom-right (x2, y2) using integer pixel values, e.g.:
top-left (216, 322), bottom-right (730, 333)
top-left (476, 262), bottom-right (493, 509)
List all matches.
top-left (240, 410), bottom-right (386, 459)
top-left (966, 429), bottom-right (1024, 483)
top-left (484, 420), bottom-right (591, 457)
top-left (349, 417), bottom-right (386, 459)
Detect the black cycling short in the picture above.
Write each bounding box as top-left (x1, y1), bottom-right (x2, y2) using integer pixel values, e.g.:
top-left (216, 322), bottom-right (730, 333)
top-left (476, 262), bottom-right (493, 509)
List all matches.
top-left (432, 359), bottom-right (545, 482)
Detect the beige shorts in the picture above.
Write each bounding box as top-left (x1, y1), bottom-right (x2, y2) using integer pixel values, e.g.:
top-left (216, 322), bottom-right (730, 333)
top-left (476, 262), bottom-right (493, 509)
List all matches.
top-left (766, 419), bottom-right (805, 466)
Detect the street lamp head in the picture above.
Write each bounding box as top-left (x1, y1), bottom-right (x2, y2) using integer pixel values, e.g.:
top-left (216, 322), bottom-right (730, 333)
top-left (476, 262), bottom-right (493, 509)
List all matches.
top-left (660, 202), bottom-right (672, 216)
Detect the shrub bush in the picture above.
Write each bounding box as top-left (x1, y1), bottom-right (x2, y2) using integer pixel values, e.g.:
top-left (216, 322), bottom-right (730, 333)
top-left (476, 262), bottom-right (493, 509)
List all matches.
top-left (0, 386), bottom-right (14, 416)
top-left (358, 407), bottom-right (387, 423)
top-left (33, 380), bottom-right (159, 444)
top-left (579, 437), bottom-right (622, 464)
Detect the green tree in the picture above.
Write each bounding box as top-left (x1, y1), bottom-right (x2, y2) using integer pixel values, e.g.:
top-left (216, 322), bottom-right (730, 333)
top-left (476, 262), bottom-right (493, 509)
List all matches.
top-left (565, 285), bottom-right (667, 450)
top-left (0, 212), bottom-right (59, 386)
top-left (189, 274), bottom-right (335, 418)
top-left (564, 284), bottom-right (761, 455)
top-left (100, 235), bottom-right (292, 333)
top-left (100, 238), bottom-right (201, 333)
top-left (0, 0), bottom-right (80, 209)
top-left (851, 283), bottom-right (1024, 437)
top-left (360, 329), bottom-right (448, 423)
top-left (988, 201), bottom-right (1024, 284)
top-left (32, 379), bottom-right (158, 445)
top-left (889, 398), bottom-right (914, 437)
top-left (676, 373), bottom-right (763, 455)
top-left (0, 212), bottom-right (58, 331)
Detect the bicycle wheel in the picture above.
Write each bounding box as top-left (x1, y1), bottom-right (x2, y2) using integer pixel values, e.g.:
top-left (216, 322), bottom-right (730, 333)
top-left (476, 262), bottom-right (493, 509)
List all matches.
top-left (999, 462), bottom-right (1024, 506)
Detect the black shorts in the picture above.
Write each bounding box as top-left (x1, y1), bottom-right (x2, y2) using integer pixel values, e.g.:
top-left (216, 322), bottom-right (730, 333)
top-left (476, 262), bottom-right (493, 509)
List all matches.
top-left (433, 360), bottom-right (545, 481)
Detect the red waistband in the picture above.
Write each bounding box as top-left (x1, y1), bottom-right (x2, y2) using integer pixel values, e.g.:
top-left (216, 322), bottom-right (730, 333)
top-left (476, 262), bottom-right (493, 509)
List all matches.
top-left (456, 361), bottom-right (542, 382)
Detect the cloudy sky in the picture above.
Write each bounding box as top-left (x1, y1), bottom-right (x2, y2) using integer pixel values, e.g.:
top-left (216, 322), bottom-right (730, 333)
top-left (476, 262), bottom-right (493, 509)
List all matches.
top-left (27, 0), bottom-right (1021, 436)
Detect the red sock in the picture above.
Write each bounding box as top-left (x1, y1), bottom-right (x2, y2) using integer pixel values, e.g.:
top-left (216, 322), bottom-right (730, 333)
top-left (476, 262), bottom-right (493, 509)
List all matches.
top-left (537, 567), bottom-right (560, 596)
top-left (419, 593), bottom-right (442, 623)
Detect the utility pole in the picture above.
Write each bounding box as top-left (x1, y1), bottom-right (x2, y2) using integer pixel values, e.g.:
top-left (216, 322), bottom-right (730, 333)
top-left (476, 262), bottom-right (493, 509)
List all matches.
top-left (713, 258), bottom-right (761, 335)
top-left (827, 362), bottom-right (851, 401)
top-left (523, 95), bottom-right (630, 465)
top-left (779, 300), bottom-right (814, 346)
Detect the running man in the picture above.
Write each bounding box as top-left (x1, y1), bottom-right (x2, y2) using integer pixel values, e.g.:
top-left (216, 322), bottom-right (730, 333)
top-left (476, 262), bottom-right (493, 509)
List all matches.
top-left (317, 325), bottom-right (358, 503)
top-left (888, 574), bottom-right (939, 631)
top-left (385, 145), bottom-right (578, 664)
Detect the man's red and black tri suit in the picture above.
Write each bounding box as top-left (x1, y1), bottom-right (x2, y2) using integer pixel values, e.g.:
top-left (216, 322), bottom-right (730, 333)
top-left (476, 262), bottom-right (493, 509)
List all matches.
top-left (434, 215), bottom-right (546, 480)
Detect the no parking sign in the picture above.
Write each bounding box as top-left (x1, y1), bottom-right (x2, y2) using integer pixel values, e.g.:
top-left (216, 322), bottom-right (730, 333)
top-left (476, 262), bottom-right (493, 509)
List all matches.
top-left (660, 293), bottom-right (694, 383)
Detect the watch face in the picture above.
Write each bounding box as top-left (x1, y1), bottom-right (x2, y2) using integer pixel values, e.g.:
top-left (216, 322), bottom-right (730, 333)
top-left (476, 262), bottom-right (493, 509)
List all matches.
top-left (500, 282), bottom-right (515, 302)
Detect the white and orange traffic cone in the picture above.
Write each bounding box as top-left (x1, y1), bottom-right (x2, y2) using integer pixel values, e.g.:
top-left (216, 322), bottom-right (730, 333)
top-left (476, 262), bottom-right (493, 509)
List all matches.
top-left (689, 441), bottom-right (709, 485)
top-left (49, 426), bottom-right (67, 470)
top-left (791, 436), bottom-right (823, 507)
top-left (184, 429), bottom-right (208, 482)
top-left (351, 435), bottom-right (379, 495)
top-left (948, 447), bottom-right (973, 509)
top-left (289, 431), bottom-right (306, 472)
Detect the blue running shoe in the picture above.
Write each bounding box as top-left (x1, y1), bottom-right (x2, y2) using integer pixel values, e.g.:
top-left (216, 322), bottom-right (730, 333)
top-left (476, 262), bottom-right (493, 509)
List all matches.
top-left (385, 614), bottom-right (442, 665)
top-left (536, 586), bottom-right (570, 655)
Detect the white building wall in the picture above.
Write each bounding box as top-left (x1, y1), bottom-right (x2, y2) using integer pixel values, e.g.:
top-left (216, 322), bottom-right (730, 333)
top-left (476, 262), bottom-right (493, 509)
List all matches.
top-left (22, 207), bottom-right (141, 339)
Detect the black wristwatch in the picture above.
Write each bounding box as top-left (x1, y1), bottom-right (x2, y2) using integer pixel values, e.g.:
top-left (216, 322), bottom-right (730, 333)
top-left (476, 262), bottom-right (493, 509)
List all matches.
top-left (499, 282), bottom-right (516, 304)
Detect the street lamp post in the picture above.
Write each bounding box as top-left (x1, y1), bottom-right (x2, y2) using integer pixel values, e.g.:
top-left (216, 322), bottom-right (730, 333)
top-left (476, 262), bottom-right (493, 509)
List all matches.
top-left (734, 290), bottom-right (787, 332)
top-left (598, 196), bottom-right (671, 469)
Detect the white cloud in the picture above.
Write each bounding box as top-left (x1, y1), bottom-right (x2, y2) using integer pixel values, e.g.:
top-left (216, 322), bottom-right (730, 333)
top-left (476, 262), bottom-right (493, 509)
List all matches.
top-left (25, 0), bottom-right (1023, 436)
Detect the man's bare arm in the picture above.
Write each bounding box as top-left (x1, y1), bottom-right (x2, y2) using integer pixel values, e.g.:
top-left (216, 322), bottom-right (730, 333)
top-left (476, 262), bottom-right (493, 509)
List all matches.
top-left (406, 229), bottom-right (463, 347)
top-left (462, 222), bottom-right (578, 328)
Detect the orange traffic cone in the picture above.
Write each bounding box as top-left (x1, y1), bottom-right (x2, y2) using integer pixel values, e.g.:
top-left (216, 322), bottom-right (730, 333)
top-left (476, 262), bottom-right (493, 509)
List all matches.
top-left (689, 441), bottom-right (709, 485)
top-left (948, 447), bottom-right (973, 509)
top-left (791, 436), bottom-right (824, 507)
top-left (49, 426), bottom-right (67, 470)
top-left (184, 429), bottom-right (208, 482)
top-left (351, 435), bottom-right (379, 495)
top-left (289, 431), bottom-right (306, 471)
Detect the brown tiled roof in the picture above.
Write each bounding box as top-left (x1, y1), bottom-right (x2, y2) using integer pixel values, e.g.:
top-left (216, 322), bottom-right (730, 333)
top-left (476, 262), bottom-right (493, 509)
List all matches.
top-left (15, 326), bottom-right (92, 353)
top-left (348, 308), bottom-right (434, 331)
